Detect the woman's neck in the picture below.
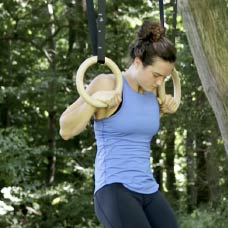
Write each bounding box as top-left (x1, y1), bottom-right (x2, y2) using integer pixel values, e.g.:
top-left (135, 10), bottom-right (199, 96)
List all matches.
top-left (124, 68), bottom-right (145, 94)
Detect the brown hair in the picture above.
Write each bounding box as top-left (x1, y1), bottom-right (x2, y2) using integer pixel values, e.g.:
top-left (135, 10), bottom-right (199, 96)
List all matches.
top-left (129, 20), bottom-right (176, 66)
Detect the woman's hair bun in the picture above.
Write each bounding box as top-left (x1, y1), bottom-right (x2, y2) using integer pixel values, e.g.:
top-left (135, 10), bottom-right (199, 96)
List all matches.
top-left (137, 20), bottom-right (165, 42)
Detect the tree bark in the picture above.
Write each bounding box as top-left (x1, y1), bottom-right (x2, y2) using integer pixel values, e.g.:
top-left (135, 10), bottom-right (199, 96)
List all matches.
top-left (195, 133), bottom-right (210, 205)
top-left (46, 1), bottom-right (57, 185)
top-left (186, 130), bottom-right (197, 212)
top-left (151, 136), bottom-right (164, 192)
top-left (179, 0), bottom-right (228, 155)
top-left (0, 40), bottom-right (11, 128)
top-left (205, 147), bottom-right (221, 205)
top-left (165, 124), bottom-right (178, 200)
top-left (67, 0), bottom-right (86, 56)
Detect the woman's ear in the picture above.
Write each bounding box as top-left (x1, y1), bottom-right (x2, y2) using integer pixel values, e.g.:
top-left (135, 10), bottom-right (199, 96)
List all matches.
top-left (133, 57), bottom-right (143, 68)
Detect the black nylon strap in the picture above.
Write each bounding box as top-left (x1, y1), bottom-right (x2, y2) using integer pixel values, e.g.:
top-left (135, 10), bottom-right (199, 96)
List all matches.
top-left (97, 0), bottom-right (106, 63)
top-left (86, 0), bottom-right (106, 64)
top-left (159, 0), bottom-right (165, 28)
top-left (172, 0), bottom-right (178, 45)
top-left (86, 0), bottom-right (97, 56)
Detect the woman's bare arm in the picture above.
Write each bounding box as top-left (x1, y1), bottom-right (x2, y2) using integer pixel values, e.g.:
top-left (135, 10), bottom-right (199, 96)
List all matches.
top-left (59, 74), bottom-right (121, 140)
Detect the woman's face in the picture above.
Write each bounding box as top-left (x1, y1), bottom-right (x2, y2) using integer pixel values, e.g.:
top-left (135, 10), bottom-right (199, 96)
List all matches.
top-left (135, 57), bottom-right (174, 93)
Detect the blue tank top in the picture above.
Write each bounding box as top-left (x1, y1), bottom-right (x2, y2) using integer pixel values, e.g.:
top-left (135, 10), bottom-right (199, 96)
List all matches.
top-left (93, 75), bottom-right (160, 194)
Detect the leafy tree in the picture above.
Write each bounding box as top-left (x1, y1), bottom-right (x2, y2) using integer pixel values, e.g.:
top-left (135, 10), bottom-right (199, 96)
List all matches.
top-left (0, 0), bottom-right (227, 227)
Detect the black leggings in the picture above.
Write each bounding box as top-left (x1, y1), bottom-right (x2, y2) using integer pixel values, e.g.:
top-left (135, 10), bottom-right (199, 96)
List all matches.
top-left (94, 183), bottom-right (179, 228)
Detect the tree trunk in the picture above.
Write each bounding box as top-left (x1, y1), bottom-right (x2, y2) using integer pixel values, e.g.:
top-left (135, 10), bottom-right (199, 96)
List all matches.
top-left (46, 1), bottom-right (57, 185)
top-left (0, 40), bottom-right (11, 128)
top-left (0, 100), bottom-right (10, 128)
top-left (195, 133), bottom-right (210, 205)
top-left (67, 0), bottom-right (86, 56)
top-left (179, 0), bottom-right (228, 155)
top-left (186, 130), bottom-right (197, 212)
top-left (205, 147), bottom-right (221, 205)
top-left (151, 136), bottom-right (164, 192)
top-left (165, 124), bottom-right (178, 200)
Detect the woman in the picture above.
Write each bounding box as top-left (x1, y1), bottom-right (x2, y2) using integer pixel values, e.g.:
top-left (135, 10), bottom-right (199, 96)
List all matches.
top-left (59, 20), bottom-right (179, 228)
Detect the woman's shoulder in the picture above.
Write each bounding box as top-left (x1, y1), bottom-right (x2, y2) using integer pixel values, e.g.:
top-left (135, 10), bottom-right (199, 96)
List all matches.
top-left (91, 73), bottom-right (117, 91)
top-left (82, 73), bottom-right (119, 99)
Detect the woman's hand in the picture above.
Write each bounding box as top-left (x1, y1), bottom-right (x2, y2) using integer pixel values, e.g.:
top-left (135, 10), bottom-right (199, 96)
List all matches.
top-left (92, 90), bottom-right (122, 109)
top-left (157, 94), bottom-right (178, 114)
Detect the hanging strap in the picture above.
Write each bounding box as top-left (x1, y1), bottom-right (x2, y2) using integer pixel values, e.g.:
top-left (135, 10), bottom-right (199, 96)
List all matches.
top-left (86, 0), bottom-right (97, 56)
top-left (97, 0), bottom-right (106, 63)
top-left (172, 0), bottom-right (178, 45)
top-left (86, 0), bottom-right (106, 64)
top-left (159, 0), bottom-right (165, 28)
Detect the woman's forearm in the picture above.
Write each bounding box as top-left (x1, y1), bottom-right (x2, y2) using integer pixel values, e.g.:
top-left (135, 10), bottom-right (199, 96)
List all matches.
top-left (59, 101), bottom-right (96, 140)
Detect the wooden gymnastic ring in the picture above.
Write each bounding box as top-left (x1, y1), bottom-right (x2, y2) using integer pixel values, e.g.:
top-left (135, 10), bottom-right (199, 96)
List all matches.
top-left (157, 68), bottom-right (181, 113)
top-left (75, 56), bottom-right (123, 108)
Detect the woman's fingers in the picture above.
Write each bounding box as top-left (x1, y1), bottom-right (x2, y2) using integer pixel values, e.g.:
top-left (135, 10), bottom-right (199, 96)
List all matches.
top-left (160, 94), bottom-right (177, 114)
top-left (157, 97), bottom-right (162, 105)
top-left (110, 93), bottom-right (122, 108)
top-left (92, 90), bottom-right (121, 108)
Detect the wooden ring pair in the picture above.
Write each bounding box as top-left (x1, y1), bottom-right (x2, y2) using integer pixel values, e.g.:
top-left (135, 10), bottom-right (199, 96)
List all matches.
top-left (75, 56), bottom-right (181, 110)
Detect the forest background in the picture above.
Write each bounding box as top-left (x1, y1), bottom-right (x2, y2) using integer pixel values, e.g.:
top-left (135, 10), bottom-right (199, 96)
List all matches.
top-left (0, 0), bottom-right (228, 227)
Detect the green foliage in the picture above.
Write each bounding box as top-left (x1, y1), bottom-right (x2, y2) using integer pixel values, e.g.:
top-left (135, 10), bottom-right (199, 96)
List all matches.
top-left (178, 198), bottom-right (228, 228)
top-left (0, 128), bottom-right (38, 186)
top-left (0, 0), bottom-right (227, 227)
top-left (0, 180), bottom-right (101, 227)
